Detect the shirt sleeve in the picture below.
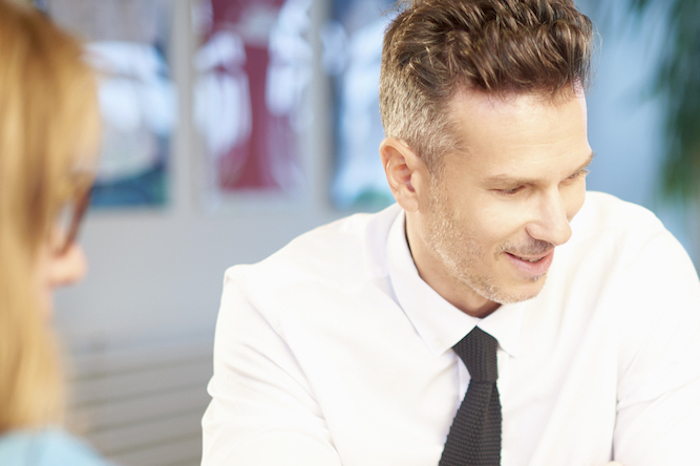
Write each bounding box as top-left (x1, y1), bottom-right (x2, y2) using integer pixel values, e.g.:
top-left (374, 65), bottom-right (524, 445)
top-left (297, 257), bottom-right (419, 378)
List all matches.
top-left (201, 267), bottom-right (343, 466)
top-left (612, 231), bottom-right (700, 465)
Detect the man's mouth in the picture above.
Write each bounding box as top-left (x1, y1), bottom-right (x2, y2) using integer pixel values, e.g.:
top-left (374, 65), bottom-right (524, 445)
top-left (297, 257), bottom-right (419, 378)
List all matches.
top-left (505, 250), bottom-right (555, 278)
top-left (511, 255), bottom-right (545, 263)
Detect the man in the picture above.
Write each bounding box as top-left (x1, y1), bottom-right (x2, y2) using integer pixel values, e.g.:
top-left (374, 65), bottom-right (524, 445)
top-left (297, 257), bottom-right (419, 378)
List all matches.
top-left (202, 1), bottom-right (700, 465)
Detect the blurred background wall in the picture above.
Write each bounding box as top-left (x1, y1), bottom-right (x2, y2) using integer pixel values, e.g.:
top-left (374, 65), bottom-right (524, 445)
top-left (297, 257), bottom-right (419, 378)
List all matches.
top-left (45, 1), bottom-right (697, 465)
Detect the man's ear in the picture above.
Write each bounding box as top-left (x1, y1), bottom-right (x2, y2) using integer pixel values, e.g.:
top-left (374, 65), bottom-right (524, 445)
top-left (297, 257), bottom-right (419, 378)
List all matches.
top-left (379, 137), bottom-right (427, 212)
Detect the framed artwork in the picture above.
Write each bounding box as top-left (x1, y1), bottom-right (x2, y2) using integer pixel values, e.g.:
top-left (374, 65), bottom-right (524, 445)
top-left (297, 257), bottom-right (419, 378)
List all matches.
top-left (39, 0), bottom-right (177, 208)
top-left (324, 0), bottom-right (396, 209)
top-left (194, 0), bottom-right (311, 207)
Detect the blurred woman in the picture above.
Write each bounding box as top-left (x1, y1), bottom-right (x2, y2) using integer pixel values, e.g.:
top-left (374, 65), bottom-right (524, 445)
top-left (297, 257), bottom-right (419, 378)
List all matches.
top-left (0, 1), bottom-right (111, 464)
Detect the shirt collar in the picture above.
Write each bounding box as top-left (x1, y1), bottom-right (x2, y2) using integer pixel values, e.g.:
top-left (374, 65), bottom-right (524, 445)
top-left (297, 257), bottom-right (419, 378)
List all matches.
top-left (386, 209), bottom-right (524, 358)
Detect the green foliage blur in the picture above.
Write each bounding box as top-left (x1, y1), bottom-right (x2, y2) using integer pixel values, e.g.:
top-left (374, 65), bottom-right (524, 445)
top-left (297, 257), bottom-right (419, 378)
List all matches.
top-left (626, 0), bottom-right (700, 204)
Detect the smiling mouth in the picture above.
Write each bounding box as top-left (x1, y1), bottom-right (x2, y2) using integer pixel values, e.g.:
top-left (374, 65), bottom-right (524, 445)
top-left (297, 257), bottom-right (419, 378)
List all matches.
top-left (511, 254), bottom-right (547, 263)
top-left (505, 250), bottom-right (555, 278)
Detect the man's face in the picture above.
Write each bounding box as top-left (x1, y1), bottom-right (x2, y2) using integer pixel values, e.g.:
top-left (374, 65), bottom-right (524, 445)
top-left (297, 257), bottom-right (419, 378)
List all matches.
top-left (410, 90), bottom-right (592, 313)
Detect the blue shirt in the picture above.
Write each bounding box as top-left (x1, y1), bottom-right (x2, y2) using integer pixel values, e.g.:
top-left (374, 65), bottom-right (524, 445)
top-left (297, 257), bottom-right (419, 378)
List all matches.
top-left (0, 429), bottom-right (111, 466)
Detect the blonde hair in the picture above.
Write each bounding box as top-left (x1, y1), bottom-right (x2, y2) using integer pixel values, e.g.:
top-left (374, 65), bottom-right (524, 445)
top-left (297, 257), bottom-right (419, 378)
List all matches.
top-left (0, 0), bottom-right (99, 432)
top-left (379, 0), bottom-right (593, 173)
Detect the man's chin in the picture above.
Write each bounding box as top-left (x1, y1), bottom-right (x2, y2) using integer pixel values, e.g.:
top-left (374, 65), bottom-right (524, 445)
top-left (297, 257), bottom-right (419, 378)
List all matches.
top-left (490, 273), bottom-right (548, 305)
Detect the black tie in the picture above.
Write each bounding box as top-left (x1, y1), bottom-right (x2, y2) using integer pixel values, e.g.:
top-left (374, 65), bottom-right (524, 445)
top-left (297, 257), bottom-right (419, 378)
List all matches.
top-left (439, 327), bottom-right (501, 466)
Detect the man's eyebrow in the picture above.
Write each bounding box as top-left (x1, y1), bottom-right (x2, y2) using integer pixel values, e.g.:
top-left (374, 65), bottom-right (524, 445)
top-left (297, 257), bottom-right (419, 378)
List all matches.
top-left (485, 151), bottom-right (596, 185)
top-left (570, 151), bottom-right (596, 176)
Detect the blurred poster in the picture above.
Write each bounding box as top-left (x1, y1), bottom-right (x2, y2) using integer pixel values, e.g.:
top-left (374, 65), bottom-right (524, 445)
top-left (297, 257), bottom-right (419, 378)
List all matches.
top-left (324, 0), bottom-right (396, 209)
top-left (40, 0), bottom-right (176, 207)
top-left (194, 0), bottom-right (311, 206)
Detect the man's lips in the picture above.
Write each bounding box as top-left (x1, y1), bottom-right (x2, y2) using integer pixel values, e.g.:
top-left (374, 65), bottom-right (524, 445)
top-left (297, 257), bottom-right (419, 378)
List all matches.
top-left (505, 250), bottom-right (555, 278)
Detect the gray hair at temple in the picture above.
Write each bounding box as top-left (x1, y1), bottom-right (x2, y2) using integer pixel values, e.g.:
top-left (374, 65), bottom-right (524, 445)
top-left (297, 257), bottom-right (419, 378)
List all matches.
top-left (379, 0), bottom-right (594, 174)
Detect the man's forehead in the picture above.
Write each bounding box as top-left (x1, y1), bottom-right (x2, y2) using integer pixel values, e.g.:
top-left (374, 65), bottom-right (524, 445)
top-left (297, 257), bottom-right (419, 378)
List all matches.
top-left (440, 85), bottom-right (591, 176)
top-left (483, 151), bottom-right (595, 184)
top-left (449, 85), bottom-right (586, 114)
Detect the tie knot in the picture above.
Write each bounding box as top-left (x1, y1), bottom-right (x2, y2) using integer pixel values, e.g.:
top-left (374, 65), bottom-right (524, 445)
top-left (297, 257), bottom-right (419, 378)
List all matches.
top-left (453, 327), bottom-right (498, 382)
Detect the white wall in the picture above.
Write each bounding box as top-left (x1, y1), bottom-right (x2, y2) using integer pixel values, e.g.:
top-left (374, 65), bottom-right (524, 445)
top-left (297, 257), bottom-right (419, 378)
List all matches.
top-left (54, 0), bottom-right (345, 349)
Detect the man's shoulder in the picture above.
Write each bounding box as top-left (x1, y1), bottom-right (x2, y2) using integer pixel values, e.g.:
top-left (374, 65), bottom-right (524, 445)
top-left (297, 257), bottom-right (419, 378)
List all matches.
top-left (564, 191), bottom-right (691, 277)
top-left (576, 191), bottom-right (663, 233)
top-left (571, 191), bottom-right (666, 249)
top-left (226, 203), bottom-right (402, 291)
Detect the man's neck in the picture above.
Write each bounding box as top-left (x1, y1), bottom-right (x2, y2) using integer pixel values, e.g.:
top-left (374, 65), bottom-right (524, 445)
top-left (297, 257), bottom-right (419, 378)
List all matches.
top-left (405, 221), bottom-right (501, 318)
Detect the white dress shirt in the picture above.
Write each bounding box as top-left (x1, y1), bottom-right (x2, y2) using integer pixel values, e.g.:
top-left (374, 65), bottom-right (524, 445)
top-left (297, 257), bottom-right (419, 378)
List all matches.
top-left (202, 192), bottom-right (700, 466)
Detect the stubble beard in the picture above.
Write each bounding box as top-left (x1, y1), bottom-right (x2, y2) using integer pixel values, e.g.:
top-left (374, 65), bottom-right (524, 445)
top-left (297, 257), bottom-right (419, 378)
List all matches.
top-left (424, 186), bottom-right (547, 305)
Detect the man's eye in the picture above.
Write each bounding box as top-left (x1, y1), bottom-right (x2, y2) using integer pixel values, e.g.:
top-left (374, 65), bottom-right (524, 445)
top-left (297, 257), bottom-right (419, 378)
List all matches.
top-left (569, 168), bottom-right (591, 180)
top-left (499, 186), bottom-right (525, 195)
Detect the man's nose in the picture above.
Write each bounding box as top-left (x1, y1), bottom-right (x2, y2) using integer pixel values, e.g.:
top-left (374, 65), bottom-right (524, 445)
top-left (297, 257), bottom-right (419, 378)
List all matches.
top-left (525, 190), bottom-right (572, 247)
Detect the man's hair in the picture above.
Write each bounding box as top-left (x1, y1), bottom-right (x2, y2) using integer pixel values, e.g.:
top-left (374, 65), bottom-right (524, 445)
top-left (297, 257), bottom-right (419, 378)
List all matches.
top-left (379, 0), bottom-right (594, 172)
